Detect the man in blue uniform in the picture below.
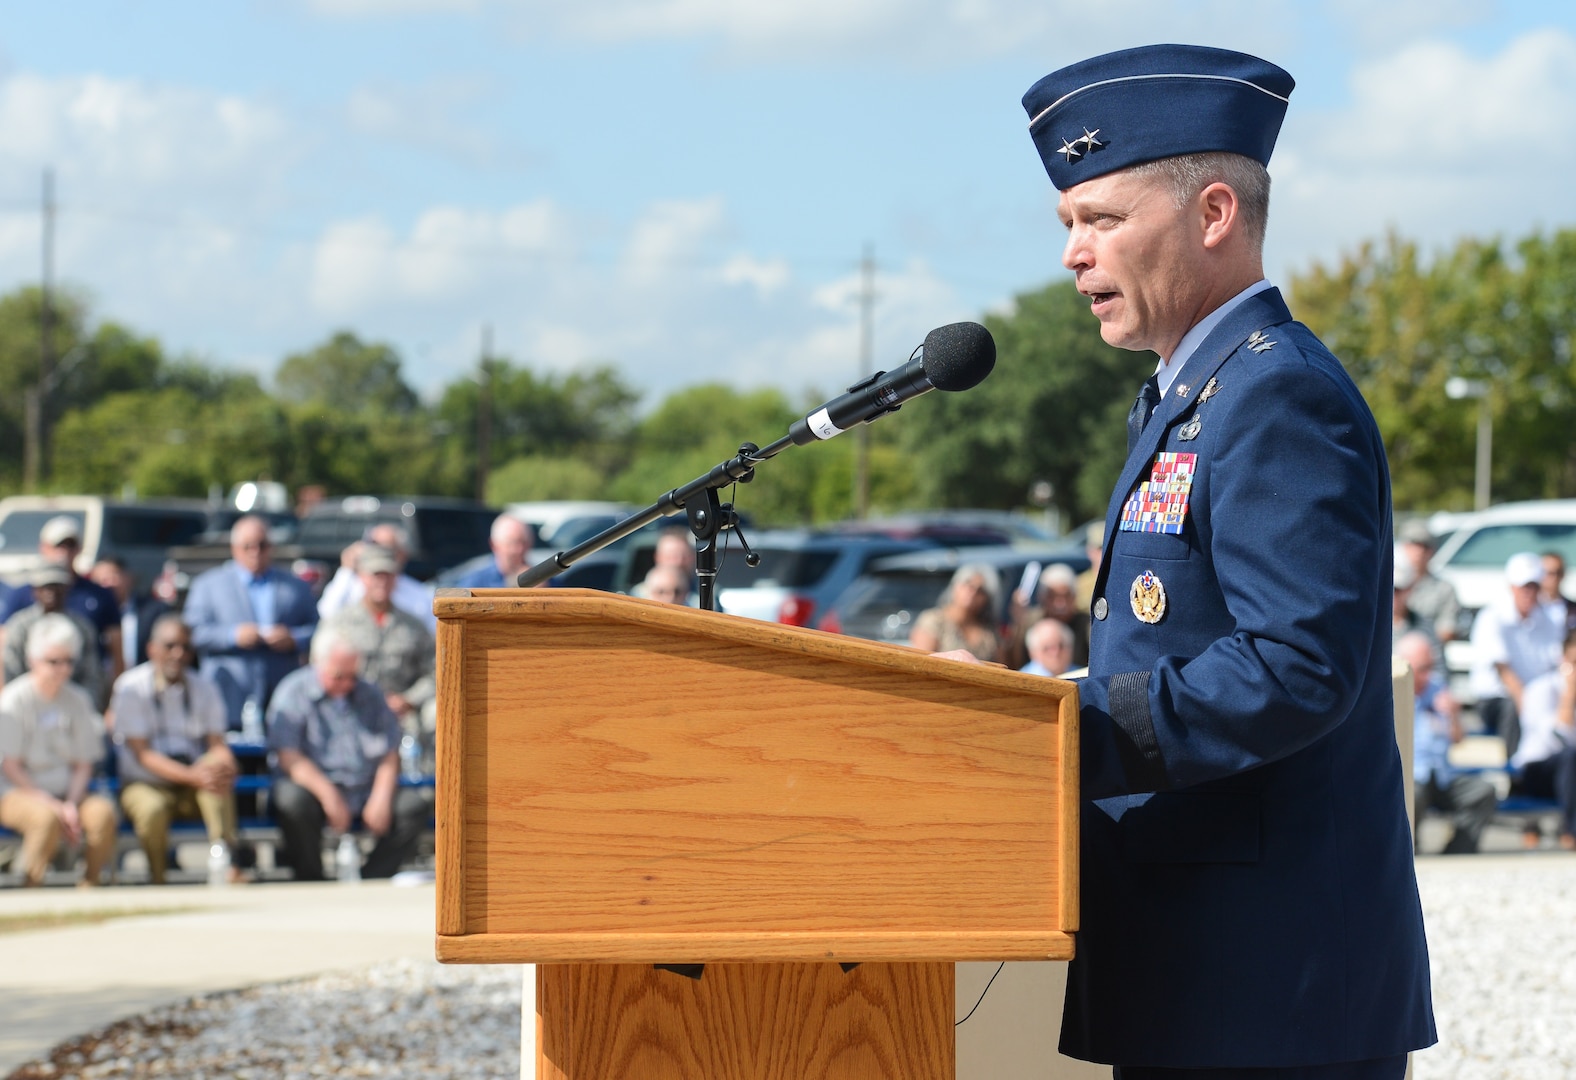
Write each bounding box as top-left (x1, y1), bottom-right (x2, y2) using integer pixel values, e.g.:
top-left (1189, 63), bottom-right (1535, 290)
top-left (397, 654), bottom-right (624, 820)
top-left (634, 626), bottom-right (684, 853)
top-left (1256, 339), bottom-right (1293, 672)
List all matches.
top-left (1020, 46), bottom-right (1436, 1077)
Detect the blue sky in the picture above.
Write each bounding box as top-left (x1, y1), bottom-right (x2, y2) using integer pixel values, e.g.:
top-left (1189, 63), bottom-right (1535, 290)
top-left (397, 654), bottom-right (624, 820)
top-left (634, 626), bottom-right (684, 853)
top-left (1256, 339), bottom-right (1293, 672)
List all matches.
top-left (1, 0), bottom-right (1574, 405)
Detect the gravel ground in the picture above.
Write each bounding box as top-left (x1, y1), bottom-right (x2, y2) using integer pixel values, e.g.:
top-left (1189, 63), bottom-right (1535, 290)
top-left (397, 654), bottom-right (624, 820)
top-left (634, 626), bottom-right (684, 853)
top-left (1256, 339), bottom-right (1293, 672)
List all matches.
top-left (1413, 855), bottom-right (1576, 1079)
top-left (5, 856), bottom-right (1574, 1079)
top-left (3, 960), bottom-right (521, 1080)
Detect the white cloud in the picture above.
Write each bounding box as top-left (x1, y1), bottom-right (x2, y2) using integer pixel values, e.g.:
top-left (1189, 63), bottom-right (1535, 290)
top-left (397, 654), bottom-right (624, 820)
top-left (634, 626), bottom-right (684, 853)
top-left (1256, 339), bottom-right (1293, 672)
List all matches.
top-left (1270, 28), bottom-right (1576, 280)
top-left (0, 72), bottom-right (292, 192)
top-left (309, 199), bottom-right (572, 314)
top-left (302, 0), bottom-right (1298, 66)
top-left (620, 197), bottom-right (726, 286)
top-left (720, 254), bottom-right (790, 296)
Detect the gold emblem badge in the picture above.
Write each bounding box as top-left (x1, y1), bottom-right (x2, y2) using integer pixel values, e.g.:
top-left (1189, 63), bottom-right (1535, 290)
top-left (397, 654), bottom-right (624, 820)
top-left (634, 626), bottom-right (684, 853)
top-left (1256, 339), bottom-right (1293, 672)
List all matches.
top-left (1130, 570), bottom-right (1167, 624)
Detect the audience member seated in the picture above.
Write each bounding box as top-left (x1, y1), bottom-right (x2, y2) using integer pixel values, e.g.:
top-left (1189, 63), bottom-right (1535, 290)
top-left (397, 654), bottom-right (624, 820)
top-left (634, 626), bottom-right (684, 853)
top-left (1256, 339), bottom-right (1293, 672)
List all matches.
top-left (0, 614), bottom-right (117, 886)
top-left (1391, 561), bottom-right (1435, 647)
top-left (111, 614), bottom-right (243, 884)
top-left (909, 564), bottom-right (1002, 664)
top-left (266, 629), bottom-right (427, 881)
top-left (1003, 562), bottom-right (1089, 670)
top-left (1469, 551), bottom-right (1564, 757)
top-left (640, 564), bottom-right (692, 607)
top-left (1020, 617), bottom-right (1076, 677)
top-left (0, 515), bottom-right (123, 687)
top-left (316, 523), bottom-right (436, 633)
top-left (184, 515), bottom-right (318, 729)
top-left (1397, 631), bottom-right (1495, 854)
top-left (454, 514), bottom-right (534, 589)
top-left (90, 557), bottom-right (172, 670)
top-left (320, 546), bottom-right (435, 736)
top-left (1398, 520), bottom-right (1461, 642)
top-left (631, 529), bottom-right (698, 600)
top-left (1510, 629), bottom-right (1576, 849)
top-left (3, 564), bottom-right (105, 707)
top-left (1541, 551), bottom-right (1576, 634)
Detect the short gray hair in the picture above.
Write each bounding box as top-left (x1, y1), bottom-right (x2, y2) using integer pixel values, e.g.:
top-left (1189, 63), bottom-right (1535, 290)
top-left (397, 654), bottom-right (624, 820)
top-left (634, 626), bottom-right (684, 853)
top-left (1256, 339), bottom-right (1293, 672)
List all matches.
top-left (309, 626), bottom-right (362, 667)
top-left (27, 613), bottom-right (83, 662)
top-left (1127, 151), bottom-right (1270, 253)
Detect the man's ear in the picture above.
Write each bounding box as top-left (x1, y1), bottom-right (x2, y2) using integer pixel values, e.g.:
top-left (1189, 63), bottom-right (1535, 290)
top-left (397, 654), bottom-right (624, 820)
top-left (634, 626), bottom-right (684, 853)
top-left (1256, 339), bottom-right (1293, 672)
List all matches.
top-left (1198, 182), bottom-right (1239, 250)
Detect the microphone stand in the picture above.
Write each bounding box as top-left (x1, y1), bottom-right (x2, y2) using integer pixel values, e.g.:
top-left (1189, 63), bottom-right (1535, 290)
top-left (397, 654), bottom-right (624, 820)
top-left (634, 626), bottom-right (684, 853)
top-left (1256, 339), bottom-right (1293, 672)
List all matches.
top-left (515, 434), bottom-right (796, 610)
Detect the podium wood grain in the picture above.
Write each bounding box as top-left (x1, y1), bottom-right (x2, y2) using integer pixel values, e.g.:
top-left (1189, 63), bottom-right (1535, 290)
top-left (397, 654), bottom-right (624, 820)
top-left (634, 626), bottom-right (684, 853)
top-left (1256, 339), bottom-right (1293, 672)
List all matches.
top-left (536, 961), bottom-right (955, 1080)
top-left (434, 589), bottom-right (1077, 964)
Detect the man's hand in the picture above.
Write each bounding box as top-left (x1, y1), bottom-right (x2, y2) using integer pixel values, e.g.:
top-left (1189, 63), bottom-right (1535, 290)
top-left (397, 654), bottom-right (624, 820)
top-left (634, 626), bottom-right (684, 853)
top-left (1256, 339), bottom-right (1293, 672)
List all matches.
top-left (55, 799), bottom-right (83, 844)
top-left (234, 623), bottom-right (262, 649)
top-left (385, 693), bottom-right (410, 717)
top-left (193, 758), bottom-right (237, 794)
top-left (262, 624), bottom-right (296, 652)
top-left (341, 541), bottom-right (364, 570)
top-left (361, 788), bottom-right (393, 836)
top-left (320, 787), bottom-right (353, 835)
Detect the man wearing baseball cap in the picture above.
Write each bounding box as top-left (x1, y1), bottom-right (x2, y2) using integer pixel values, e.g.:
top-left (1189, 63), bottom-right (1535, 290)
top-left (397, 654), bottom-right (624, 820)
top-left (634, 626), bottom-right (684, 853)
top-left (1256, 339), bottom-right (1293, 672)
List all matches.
top-left (1020, 44), bottom-right (1434, 1075)
top-left (0, 514), bottom-right (124, 690)
top-left (1469, 551), bottom-right (1565, 758)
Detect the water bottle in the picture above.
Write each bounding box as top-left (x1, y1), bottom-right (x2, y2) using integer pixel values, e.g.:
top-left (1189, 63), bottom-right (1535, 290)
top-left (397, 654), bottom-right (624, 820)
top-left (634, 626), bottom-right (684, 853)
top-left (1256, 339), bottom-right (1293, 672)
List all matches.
top-left (335, 833), bottom-right (361, 883)
top-left (207, 841), bottom-right (231, 887)
top-left (240, 699), bottom-right (264, 744)
top-left (399, 734), bottom-right (424, 782)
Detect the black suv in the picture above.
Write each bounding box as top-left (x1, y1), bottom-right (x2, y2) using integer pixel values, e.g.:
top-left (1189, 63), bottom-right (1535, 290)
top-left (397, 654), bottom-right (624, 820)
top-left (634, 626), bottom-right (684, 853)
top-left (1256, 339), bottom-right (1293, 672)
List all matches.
top-left (293, 496), bottom-right (498, 581)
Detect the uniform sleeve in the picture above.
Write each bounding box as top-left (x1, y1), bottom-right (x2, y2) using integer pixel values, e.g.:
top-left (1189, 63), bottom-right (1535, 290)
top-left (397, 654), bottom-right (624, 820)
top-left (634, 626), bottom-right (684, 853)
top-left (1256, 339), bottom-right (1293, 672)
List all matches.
top-left (1080, 359), bottom-right (1390, 797)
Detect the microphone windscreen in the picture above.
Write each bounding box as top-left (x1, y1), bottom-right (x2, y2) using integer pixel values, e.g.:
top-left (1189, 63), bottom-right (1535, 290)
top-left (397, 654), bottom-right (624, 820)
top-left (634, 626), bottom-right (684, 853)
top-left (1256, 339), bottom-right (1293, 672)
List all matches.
top-left (921, 322), bottom-right (996, 391)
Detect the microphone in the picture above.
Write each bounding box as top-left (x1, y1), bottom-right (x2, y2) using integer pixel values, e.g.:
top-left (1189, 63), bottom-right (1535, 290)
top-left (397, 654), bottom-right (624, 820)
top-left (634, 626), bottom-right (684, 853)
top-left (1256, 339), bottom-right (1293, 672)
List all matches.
top-left (787, 321), bottom-right (995, 445)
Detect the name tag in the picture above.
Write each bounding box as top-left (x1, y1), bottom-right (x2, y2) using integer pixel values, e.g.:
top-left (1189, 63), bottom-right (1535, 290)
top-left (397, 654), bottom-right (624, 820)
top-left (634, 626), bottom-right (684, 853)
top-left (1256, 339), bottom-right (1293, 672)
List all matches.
top-left (1119, 452), bottom-right (1197, 535)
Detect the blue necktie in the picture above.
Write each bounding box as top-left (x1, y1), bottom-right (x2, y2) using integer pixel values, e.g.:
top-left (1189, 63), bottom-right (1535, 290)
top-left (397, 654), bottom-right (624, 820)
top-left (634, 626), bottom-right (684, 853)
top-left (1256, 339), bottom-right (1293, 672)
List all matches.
top-left (1127, 375), bottom-right (1162, 455)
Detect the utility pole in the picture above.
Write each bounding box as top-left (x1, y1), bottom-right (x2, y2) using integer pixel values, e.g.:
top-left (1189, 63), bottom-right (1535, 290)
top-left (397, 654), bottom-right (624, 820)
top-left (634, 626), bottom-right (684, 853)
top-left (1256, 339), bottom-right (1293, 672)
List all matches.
top-left (23, 167), bottom-right (55, 493)
top-left (475, 324), bottom-right (493, 503)
top-left (854, 243), bottom-right (875, 519)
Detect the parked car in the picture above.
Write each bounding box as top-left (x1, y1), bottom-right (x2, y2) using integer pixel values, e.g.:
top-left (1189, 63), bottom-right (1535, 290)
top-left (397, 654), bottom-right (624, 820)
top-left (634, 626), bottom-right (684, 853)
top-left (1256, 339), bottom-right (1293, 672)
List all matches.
top-left (0, 495), bottom-right (209, 592)
top-left (704, 531), bottom-right (934, 626)
top-left (1428, 499), bottom-right (1576, 697)
top-left (815, 545), bottom-right (1091, 644)
top-left (290, 496), bottom-right (499, 581)
top-left (506, 501), bottom-right (636, 546)
top-left (1430, 500), bottom-right (1576, 618)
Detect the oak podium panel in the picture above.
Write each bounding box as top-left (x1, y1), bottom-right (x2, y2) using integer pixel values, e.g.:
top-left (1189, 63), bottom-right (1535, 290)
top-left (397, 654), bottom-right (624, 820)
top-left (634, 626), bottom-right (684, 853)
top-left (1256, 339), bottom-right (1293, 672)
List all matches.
top-left (433, 589), bottom-right (1077, 965)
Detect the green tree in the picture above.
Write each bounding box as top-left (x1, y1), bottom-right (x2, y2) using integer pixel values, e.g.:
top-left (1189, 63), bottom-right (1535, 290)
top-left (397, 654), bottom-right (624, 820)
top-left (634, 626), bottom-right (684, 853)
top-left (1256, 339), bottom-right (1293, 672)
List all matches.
top-left (276, 331), bottom-right (420, 415)
top-left (900, 280), bottom-right (1152, 526)
top-left (1292, 228), bottom-right (1576, 509)
top-left (0, 286), bottom-right (91, 488)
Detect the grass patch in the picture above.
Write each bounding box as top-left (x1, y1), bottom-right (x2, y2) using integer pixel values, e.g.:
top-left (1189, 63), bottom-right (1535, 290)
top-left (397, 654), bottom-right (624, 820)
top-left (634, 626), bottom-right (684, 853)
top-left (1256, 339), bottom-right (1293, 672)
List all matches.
top-left (0, 906), bottom-right (204, 935)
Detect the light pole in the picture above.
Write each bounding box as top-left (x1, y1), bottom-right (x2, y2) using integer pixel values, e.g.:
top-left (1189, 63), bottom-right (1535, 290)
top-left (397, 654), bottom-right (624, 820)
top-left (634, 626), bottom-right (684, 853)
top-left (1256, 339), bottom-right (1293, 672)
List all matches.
top-left (1445, 377), bottom-right (1491, 512)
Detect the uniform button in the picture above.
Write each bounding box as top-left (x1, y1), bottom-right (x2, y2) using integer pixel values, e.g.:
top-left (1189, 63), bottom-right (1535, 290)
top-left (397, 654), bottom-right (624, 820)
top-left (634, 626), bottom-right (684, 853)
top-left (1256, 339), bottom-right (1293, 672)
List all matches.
top-left (1093, 597), bottom-right (1108, 621)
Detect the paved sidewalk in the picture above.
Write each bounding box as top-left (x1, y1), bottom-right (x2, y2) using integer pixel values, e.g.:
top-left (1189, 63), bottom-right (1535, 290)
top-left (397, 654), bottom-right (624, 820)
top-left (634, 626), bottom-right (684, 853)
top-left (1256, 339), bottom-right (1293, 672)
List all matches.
top-left (0, 881), bottom-right (436, 1074)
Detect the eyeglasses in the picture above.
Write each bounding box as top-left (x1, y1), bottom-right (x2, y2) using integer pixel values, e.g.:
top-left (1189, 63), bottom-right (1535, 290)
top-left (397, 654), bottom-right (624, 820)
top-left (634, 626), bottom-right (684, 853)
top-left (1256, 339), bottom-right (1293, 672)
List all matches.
top-left (236, 541), bottom-right (271, 551)
top-left (151, 639), bottom-right (191, 652)
top-left (38, 656), bottom-right (74, 667)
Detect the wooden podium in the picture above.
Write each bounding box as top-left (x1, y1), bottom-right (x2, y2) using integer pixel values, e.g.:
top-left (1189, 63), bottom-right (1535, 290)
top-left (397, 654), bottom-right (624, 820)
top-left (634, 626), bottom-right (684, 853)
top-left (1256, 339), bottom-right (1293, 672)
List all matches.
top-left (434, 589), bottom-right (1078, 1080)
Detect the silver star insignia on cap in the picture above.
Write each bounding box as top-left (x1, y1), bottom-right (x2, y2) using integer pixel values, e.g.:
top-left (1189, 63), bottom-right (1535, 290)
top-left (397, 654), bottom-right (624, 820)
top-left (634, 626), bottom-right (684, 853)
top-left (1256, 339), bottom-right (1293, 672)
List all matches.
top-left (1056, 138), bottom-right (1082, 162)
top-left (1077, 127), bottom-right (1104, 152)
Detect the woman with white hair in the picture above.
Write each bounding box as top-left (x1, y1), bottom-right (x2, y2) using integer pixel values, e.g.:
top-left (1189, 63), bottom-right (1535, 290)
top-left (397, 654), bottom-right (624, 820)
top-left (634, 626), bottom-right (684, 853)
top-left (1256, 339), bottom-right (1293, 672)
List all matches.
top-left (0, 613), bottom-right (118, 886)
top-left (909, 563), bottom-right (1003, 663)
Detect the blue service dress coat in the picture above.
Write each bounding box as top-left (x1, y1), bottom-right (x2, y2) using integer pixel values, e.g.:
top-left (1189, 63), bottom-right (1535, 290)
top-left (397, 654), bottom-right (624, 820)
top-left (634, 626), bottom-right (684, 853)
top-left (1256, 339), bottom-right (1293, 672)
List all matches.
top-left (1063, 288), bottom-right (1436, 1069)
top-left (183, 561), bottom-right (318, 728)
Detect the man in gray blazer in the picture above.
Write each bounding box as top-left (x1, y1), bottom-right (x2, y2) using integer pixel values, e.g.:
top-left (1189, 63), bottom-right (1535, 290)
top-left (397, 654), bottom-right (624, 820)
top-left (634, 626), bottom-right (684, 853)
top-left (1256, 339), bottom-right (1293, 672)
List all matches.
top-left (183, 515), bottom-right (318, 730)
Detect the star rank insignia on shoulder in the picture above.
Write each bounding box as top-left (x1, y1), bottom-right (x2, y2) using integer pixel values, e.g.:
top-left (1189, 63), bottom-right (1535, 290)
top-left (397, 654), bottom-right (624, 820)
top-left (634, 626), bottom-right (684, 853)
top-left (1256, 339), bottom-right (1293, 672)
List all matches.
top-left (1246, 330), bottom-right (1276, 354)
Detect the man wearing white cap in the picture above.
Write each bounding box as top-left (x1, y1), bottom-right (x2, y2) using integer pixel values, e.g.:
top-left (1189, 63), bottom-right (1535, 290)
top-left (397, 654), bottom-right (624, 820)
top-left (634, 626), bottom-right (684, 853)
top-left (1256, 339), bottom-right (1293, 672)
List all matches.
top-left (1469, 551), bottom-right (1565, 758)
